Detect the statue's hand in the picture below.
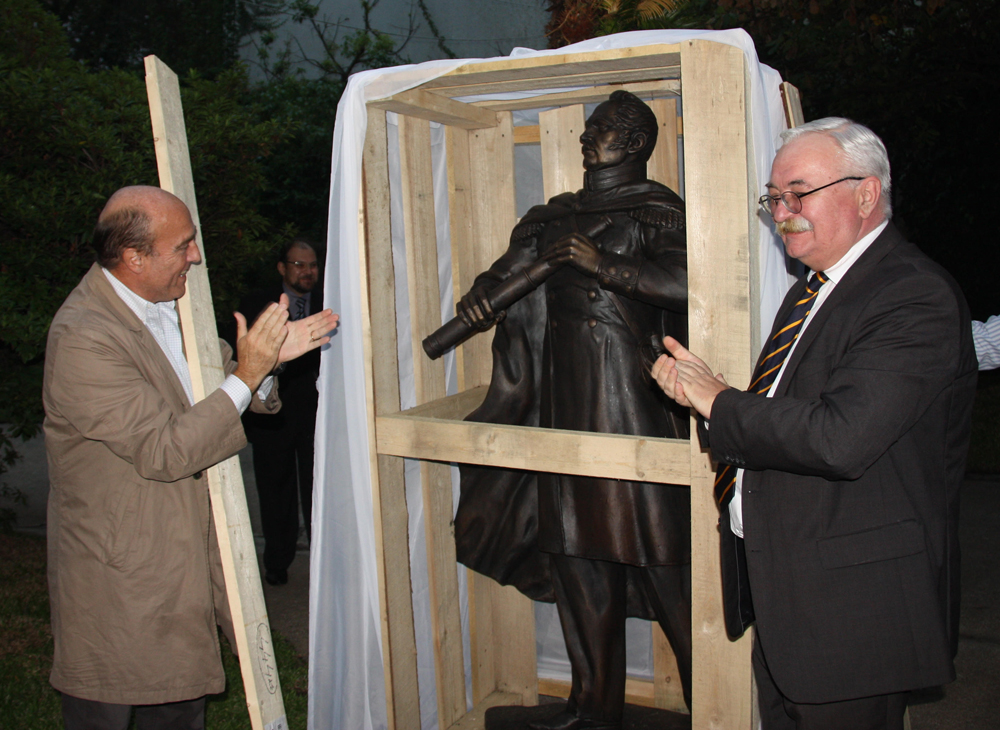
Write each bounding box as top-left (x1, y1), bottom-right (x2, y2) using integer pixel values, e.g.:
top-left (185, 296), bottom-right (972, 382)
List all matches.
top-left (458, 285), bottom-right (501, 330)
top-left (543, 233), bottom-right (603, 277)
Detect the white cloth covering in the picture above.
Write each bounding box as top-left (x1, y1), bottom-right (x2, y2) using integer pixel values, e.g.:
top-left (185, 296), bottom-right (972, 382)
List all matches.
top-left (312, 29), bottom-right (793, 730)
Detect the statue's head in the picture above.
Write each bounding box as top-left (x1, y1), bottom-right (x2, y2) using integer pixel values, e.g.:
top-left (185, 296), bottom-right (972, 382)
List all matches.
top-left (580, 90), bottom-right (659, 172)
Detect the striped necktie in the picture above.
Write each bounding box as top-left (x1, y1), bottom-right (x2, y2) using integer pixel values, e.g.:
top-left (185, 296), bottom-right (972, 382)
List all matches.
top-left (714, 271), bottom-right (828, 510)
top-left (293, 295), bottom-right (307, 321)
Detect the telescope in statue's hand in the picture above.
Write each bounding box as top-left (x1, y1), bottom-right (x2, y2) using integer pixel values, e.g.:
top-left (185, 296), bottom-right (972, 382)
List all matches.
top-left (423, 216), bottom-right (611, 360)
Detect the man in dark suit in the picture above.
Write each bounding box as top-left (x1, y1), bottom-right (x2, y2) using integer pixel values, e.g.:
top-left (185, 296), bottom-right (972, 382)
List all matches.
top-left (653, 118), bottom-right (976, 729)
top-left (238, 239), bottom-right (323, 586)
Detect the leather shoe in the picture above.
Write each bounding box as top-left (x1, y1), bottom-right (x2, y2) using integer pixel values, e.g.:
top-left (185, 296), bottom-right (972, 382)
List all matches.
top-left (264, 568), bottom-right (288, 586)
top-left (526, 709), bottom-right (620, 730)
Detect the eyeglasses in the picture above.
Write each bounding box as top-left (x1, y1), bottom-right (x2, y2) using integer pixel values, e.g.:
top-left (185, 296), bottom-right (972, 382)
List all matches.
top-left (285, 260), bottom-right (319, 270)
top-left (758, 177), bottom-right (865, 216)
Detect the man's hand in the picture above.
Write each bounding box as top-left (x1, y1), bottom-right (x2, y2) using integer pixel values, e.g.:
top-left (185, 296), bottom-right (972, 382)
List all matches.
top-left (651, 336), bottom-right (730, 419)
top-left (543, 232), bottom-right (603, 276)
top-left (233, 301), bottom-right (289, 392)
top-left (279, 295), bottom-right (340, 363)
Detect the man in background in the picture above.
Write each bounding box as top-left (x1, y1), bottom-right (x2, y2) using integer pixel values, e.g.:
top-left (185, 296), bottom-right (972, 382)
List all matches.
top-left (237, 239), bottom-right (323, 586)
top-left (44, 186), bottom-right (337, 728)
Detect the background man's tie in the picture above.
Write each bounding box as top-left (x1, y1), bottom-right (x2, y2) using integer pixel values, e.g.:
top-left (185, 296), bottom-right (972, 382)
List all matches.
top-left (714, 271), bottom-right (828, 510)
top-left (293, 295), bottom-right (306, 322)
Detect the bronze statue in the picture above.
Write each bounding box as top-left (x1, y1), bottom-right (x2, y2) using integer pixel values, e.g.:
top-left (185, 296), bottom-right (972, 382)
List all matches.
top-left (448, 91), bottom-right (690, 730)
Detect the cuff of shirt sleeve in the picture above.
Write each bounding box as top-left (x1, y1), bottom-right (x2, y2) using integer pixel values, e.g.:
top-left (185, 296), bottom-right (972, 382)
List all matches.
top-left (220, 374), bottom-right (253, 415)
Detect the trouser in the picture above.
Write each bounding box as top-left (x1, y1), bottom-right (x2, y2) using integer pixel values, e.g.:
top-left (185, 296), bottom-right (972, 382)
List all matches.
top-left (753, 637), bottom-right (908, 730)
top-left (551, 553), bottom-right (692, 724)
top-left (61, 693), bottom-right (205, 730)
top-left (250, 416), bottom-right (315, 574)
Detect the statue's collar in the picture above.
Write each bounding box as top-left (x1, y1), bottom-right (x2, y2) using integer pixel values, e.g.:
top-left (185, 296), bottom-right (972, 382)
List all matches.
top-left (583, 161), bottom-right (647, 192)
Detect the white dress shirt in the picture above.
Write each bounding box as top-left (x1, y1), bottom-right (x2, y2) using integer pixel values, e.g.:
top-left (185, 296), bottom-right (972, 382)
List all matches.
top-left (103, 268), bottom-right (270, 414)
top-left (729, 220), bottom-right (889, 537)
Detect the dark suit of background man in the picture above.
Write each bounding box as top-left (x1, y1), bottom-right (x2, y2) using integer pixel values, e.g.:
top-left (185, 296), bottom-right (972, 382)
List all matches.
top-left (44, 186), bottom-right (337, 730)
top-left (238, 240), bottom-right (322, 586)
top-left (653, 118), bottom-right (977, 730)
top-left (454, 91), bottom-right (690, 730)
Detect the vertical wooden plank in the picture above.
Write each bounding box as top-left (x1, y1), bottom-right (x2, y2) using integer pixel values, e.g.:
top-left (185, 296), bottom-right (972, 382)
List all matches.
top-left (446, 126), bottom-right (475, 392)
top-left (652, 624), bottom-right (687, 713)
top-left (539, 106), bottom-right (586, 201)
top-left (680, 40), bottom-right (754, 730)
top-left (780, 82), bottom-right (805, 129)
top-left (648, 98), bottom-right (680, 194)
top-left (465, 112), bottom-right (518, 388)
top-left (144, 55), bottom-right (287, 730)
top-left (363, 106), bottom-right (421, 730)
top-left (398, 114), bottom-right (468, 728)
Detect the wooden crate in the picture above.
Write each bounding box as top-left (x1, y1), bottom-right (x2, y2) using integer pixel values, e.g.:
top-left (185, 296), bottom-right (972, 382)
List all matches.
top-left (359, 40), bottom-right (762, 730)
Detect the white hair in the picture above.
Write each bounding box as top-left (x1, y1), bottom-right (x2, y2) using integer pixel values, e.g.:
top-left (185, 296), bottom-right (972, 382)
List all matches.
top-left (781, 117), bottom-right (892, 219)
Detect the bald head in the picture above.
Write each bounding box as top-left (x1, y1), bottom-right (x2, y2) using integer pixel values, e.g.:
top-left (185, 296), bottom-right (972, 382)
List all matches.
top-left (93, 186), bottom-right (188, 269)
top-left (96, 186), bottom-right (201, 302)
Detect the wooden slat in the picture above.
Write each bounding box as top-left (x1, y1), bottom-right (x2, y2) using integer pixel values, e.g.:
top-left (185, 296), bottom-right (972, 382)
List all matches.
top-left (780, 82), bottom-right (805, 129)
top-left (461, 113), bottom-right (518, 388)
top-left (144, 55), bottom-right (287, 730)
top-left (473, 79), bottom-right (680, 112)
top-left (648, 98), bottom-right (680, 194)
top-left (363, 107), bottom-right (421, 730)
top-left (376, 414), bottom-right (691, 485)
top-left (680, 39), bottom-right (754, 730)
top-left (434, 66), bottom-right (679, 101)
top-left (398, 114), bottom-right (467, 729)
top-left (370, 87), bottom-right (499, 129)
top-left (445, 691), bottom-right (524, 730)
top-left (423, 45), bottom-right (681, 93)
top-left (514, 125), bottom-right (540, 145)
top-left (446, 126), bottom-right (474, 391)
top-left (540, 105), bottom-right (585, 202)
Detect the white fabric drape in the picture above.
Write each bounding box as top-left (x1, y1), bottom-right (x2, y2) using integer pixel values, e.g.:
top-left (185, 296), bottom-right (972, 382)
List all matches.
top-left (310, 29), bottom-right (793, 730)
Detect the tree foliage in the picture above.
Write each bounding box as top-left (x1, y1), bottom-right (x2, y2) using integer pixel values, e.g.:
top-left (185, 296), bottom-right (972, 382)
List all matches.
top-left (547, 0), bottom-right (1000, 320)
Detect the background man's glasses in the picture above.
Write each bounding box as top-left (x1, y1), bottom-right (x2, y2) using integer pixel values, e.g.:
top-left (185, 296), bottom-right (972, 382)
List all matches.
top-left (285, 260), bottom-right (319, 270)
top-left (759, 176), bottom-right (865, 216)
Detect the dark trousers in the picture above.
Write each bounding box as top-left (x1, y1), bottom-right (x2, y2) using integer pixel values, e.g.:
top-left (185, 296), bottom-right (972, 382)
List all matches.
top-left (753, 637), bottom-right (907, 730)
top-left (61, 693), bottom-right (205, 730)
top-left (249, 409), bottom-right (315, 574)
top-left (551, 553), bottom-right (692, 724)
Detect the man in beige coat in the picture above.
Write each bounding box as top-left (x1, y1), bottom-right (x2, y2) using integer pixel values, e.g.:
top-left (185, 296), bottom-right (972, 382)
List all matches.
top-left (43, 186), bottom-right (338, 729)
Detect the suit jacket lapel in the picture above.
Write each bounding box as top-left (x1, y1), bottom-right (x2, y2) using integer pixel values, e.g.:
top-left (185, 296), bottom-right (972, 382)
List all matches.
top-left (772, 223), bottom-right (905, 396)
top-left (87, 264), bottom-right (193, 411)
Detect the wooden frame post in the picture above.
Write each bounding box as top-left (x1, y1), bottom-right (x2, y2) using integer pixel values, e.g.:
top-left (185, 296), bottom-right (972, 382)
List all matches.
top-left (144, 55), bottom-right (287, 730)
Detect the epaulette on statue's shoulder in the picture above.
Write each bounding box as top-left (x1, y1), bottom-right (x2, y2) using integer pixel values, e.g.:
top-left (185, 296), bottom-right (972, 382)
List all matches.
top-left (628, 206), bottom-right (685, 231)
top-left (511, 221), bottom-right (544, 242)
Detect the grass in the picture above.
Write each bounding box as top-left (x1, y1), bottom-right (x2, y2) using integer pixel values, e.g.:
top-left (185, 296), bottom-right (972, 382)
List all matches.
top-left (0, 533), bottom-right (309, 729)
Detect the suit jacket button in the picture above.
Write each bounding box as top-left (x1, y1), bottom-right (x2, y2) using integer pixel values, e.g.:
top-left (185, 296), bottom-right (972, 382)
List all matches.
top-left (588, 318), bottom-right (597, 328)
top-left (588, 290), bottom-right (597, 300)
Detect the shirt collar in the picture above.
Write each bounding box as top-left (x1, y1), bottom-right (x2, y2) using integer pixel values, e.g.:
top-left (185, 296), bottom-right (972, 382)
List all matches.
top-left (102, 266), bottom-right (175, 324)
top-left (815, 219), bottom-right (889, 284)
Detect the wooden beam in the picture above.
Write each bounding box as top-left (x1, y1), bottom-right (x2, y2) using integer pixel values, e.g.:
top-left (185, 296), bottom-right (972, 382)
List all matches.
top-left (371, 87), bottom-right (499, 129)
top-left (363, 107), bottom-right (421, 730)
top-left (424, 45), bottom-right (681, 94)
top-left (444, 691), bottom-right (524, 730)
top-left (144, 55), bottom-right (287, 730)
top-left (376, 414), bottom-right (691, 485)
top-left (398, 114), bottom-right (468, 729)
top-left (780, 82), bottom-right (805, 129)
top-left (648, 98), bottom-right (680, 195)
top-left (680, 39), bottom-right (754, 730)
top-left (539, 105), bottom-right (585, 202)
top-left (513, 125), bottom-right (540, 145)
top-left (431, 66), bottom-right (680, 100)
top-left (472, 79), bottom-right (680, 112)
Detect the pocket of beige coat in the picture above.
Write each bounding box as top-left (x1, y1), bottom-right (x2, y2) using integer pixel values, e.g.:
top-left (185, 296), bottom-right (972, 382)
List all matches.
top-left (103, 484), bottom-right (144, 569)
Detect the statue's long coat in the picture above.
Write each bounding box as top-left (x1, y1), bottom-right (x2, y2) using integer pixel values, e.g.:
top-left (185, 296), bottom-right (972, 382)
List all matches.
top-left (455, 173), bottom-right (690, 616)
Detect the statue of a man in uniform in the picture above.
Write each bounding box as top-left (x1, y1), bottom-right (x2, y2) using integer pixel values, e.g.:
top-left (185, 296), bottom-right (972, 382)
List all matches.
top-left (452, 90), bottom-right (691, 730)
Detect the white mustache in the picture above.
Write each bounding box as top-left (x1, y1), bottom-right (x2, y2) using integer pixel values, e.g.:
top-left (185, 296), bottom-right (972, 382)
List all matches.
top-left (776, 218), bottom-right (814, 235)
